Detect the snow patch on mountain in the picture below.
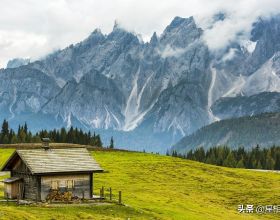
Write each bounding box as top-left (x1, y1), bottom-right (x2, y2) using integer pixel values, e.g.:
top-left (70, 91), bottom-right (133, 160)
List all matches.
top-left (91, 117), bottom-right (102, 128)
top-left (123, 68), bottom-right (140, 131)
top-left (26, 96), bottom-right (41, 113)
top-left (8, 87), bottom-right (17, 120)
top-left (56, 78), bottom-right (66, 88)
top-left (137, 73), bottom-right (154, 108)
top-left (123, 69), bottom-right (156, 131)
top-left (243, 56), bottom-right (280, 96)
top-left (104, 105), bottom-right (122, 129)
top-left (168, 117), bottom-right (186, 136)
top-left (66, 113), bottom-right (72, 129)
top-left (222, 74), bottom-right (247, 97)
top-left (73, 71), bottom-right (84, 83)
top-left (208, 66), bottom-right (220, 121)
top-left (240, 40), bottom-right (257, 53)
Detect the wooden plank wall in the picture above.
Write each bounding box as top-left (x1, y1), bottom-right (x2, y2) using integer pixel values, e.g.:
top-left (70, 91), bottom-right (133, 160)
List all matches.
top-left (40, 174), bottom-right (91, 200)
top-left (11, 159), bottom-right (39, 200)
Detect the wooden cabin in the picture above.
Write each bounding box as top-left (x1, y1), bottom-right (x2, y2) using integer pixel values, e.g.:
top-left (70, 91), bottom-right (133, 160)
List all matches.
top-left (1, 142), bottom-right (103, 201)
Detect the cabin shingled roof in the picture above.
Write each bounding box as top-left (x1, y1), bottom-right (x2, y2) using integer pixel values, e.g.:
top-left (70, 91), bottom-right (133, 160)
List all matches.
top-left (1, 148), bottom-right (103, 174)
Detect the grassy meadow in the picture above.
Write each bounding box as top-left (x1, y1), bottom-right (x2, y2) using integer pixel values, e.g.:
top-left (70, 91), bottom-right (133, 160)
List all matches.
top-left (0, 148), bottom-right (280, 219)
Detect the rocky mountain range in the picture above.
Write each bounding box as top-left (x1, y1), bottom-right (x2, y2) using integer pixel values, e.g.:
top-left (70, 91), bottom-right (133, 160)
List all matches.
top-left (1, 15), bottom-right (280, 152)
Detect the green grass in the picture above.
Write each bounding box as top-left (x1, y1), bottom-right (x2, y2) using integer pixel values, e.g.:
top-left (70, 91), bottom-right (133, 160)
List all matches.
top-left (0, 149), bottom-right (14, 168)
top-left (0, 203), bottom-right (153, 220)
top-left (92, 151), bottom-right (280, 220)
top-left (0, 148), bottom-right (280, 219)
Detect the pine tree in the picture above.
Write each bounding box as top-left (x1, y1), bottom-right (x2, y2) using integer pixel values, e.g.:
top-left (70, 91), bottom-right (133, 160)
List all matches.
top-left (10, 135), bottom-right (17, 144)
top-left (193, 147), bottom-right (205, 162)
top-left (265, 151), bottom-right (275, 170)
top-left (236, 159), bottom-right (245, 168)
top-left (23, 122), bottom-right (28, 134)
top-left (96, 135), bottom-right (102, 147)
top-left (186, 150), bottom-right (193, 160)
top-left (256, 160), bottom-right (263, 169)
top-left (205, 153), bottom-right (216, 165)
top-left (0, 119), bottom-right (9, 143)
top-left (18, 129), bottom-right (26, 143)
top-left (274, 152), bottom-right (280, 170)
top-left (17, 125), bottom-right (21, 138)
top-left (223, 152), bottom-right (236, 168)
top-left (60, 127), bottom-right (67, 143)
top-left (1, 119), bottom-right (9, 136)
top-left (109, 136), bottom-right (114, 149)
top-left (172, 150), bottom-right (178, 157)
top-left (8, 129), bottom-right (14, 143)
top-left (1, 135), bottom-right (9, 144)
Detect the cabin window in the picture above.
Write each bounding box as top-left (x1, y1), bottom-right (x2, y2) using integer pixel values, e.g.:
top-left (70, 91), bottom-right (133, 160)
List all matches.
top-left (67, 180), bottom-right (75, 189)
top-left (51, 181), bottom-right (59, 190)
top-left (59, 180), bottom-right (66, 188)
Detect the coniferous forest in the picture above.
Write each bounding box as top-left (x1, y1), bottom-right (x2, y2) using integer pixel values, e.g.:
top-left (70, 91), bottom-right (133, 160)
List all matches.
top-left (1, 118), bottom-right (279, 170)
top-left (170, 145), bottom-right (280, 170)
top-left (0, 119), bottom-right (104, 147)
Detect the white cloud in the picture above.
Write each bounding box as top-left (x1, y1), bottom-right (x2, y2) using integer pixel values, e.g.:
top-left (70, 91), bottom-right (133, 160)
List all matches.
top-left (222, 48), bottom-right (238, 62)
top-left (158, 40), bottom-right (200, 58)
top-left (0, 0), bottom-right (280, 67)
top-left (159, 45), bottom-right (186, 58)
top-left (198, 0), bottom-right (280, 51)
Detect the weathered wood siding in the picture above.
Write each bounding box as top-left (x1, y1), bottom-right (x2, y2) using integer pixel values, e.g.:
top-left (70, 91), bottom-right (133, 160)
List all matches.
top-left (40, 173), bottom-right (92, 200)
top-left (11, 159), bottom-right (39, 200)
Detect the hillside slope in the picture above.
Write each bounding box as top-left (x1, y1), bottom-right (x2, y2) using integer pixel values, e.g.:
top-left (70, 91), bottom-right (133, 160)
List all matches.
top-left (1, 149), bottom-right (280, 219)
top-left (211, 92), bottom-right (280, 120)
top-left (172, 112), bottom-right (280, 153)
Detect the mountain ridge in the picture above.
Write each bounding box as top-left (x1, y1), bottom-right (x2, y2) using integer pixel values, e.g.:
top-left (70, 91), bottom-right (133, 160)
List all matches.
top-left (172, 111), bottom-right (280, 154)
top-left (1, 15), bottom-right (280, 151)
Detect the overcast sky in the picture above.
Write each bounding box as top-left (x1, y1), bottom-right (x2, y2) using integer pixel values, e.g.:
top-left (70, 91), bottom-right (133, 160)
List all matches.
top-left (0, 0), bottom-right (280, 68)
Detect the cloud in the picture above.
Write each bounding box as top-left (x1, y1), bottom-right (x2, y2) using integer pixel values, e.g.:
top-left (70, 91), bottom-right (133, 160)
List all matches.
top-left (159, 45), bottom-right (186, 58)
top-left (197, 0), bottom-right (280, 51)
top-left (0, 30), bottom-right (48, 62)
top-left (0, 0), bottom-right (280, 67)
top-left (221, 48), bottom-right (238, 62)
top-left (158, 39), bottom-right (200, 58)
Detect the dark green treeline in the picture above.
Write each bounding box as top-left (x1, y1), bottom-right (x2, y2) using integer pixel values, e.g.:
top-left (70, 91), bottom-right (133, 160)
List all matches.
top-left (0, 119), bottom-right (103, 147)
top-left (170, 145), bottom-right (280, 170)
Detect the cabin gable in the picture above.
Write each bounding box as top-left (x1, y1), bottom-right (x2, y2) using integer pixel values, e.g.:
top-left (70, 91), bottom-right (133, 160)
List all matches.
top-left (10, 157), bottom-right (39, 201)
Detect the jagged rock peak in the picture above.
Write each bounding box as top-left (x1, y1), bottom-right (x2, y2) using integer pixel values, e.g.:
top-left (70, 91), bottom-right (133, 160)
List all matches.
top-left (165, 16), bottom-right (196, 32)
top-left (113, 19), bottom-right (121, 31)
top-left (213, 12), bottom-right (226, 22)
top-left (108, 20), bottom-right (141, 45)
top-left (160, 16), bottom-right (201, 48)
top-left (87, 28), bottom-right (104, 41)
top-left (110, 19), bottom-right (131, 35)
top-left (161, 16), bottom-right (199, 39)
top-left (81, 28), bottom-right (105, 47)
top-left (6, 58), bottom-right (30, 69)
top-left (150, 32), bottom-right (158, 45)
top-left (89, 28), bottom-right (103, 36)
